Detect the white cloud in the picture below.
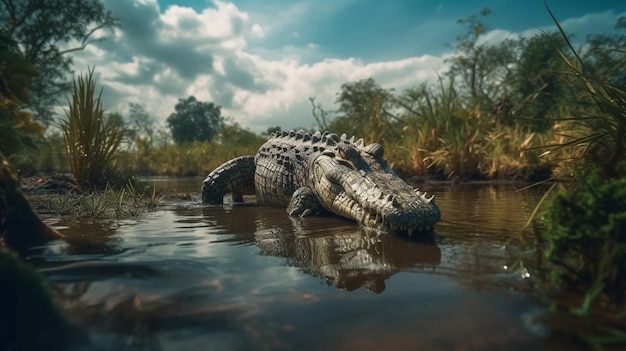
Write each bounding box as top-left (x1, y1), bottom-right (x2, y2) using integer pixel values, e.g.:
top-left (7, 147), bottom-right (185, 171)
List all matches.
top-left (67, 1), bottom-right (624, 135)
top-left (220, 54), bottom-right (447, 131)
top-left (69, 0), bottom-right (446, 133)
top-left (476, 29), bottom-right (520, 46)
top-left (250, 23), bottom-right (266, 39)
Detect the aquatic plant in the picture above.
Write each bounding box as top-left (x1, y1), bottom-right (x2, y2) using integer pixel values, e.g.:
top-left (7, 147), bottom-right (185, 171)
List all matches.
top-left (27, 183), bottom-right (165, 222)
top-left (61, 67), bottom-right (127, 189)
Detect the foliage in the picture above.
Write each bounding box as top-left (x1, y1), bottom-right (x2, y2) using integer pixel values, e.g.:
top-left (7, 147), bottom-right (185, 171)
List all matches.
top-left (61, 67), bottom-right (127, 189)
top-left (215, 121), bottom-right (266, 148)
top-left (444, 8), bottom-right (519, 106)
top-left (533, 9), bottom-right (626, 347)
top-left (0, 33), bottom-right (44, 161)
top-left (125, 102), bottom-right (155, 147)
top-left (329, 78), bottom-right (397, 143)
top-left (542, 11), bottom-right (626, 179)
top-left (262, 125), bottom-right (283, 137)
top-left (167, 96), bottom-right (224, 145)
top-left (541, 168), bottom-right (626, 310)
top-left (511, 32), bottom-right (571, 132)
top-left (29, 132), bottom-right (68, 173)
top-left (0, 0), bottom-right (118, 124)
top-left (583, 16), bottom-right (626, 89)
top-left (27, 182), bottom-right (164, 221)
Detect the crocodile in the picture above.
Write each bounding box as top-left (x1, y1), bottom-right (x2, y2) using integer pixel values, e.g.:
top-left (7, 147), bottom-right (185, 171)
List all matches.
top-left (201, 130), bottom-right (441, 237)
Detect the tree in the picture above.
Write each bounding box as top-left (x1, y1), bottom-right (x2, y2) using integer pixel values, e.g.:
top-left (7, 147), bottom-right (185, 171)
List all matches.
top-left (167, 96), bottom-right (223, 144)
top-left (0, 0), bottom-right (118, 124)
top-left (262, 126), bottom-right (282, 137)
top-left (126, 103), bottom-right (155, 145)
top-left (216, 121), bottom-right (265, 148)
top-left (445, 8), bottom-right (519, 106)
top-left (0, 32), bottom-right (44, 160)
top-left (583, 16), bottom-right (626, 90)
top-left (330, 78), bottom-right (396, 143)
top-left (511, 32), bottom-right (570, 131)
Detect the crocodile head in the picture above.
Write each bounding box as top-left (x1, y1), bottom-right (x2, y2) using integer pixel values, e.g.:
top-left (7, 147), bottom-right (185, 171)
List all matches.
top-left (309, 137), bottom-right (441, 238)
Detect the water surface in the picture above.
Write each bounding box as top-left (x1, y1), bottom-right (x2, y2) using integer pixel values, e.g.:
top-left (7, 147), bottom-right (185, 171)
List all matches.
top-left (27, 180), bottom-right (584, 350)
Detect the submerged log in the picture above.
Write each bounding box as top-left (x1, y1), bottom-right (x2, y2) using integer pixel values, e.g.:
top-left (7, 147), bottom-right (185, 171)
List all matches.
top-left (0, 153), bottom-right (62, 249)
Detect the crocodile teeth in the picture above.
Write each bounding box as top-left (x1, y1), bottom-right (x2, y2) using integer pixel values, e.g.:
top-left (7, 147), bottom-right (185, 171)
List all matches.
top-left (427, 195), bottom-right (434, 203)
top-left (407, 228), bottom-right (414, 237)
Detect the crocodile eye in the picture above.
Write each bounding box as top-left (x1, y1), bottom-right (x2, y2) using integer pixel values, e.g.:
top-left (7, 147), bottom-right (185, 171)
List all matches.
top-left (338, 148), bottom-right (349, 160)
top-left (364, 143), bottom-right (384, 158)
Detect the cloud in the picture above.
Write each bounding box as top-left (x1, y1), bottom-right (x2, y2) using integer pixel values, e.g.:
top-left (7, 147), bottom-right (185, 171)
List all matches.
top-left (69, 0), bottom-right (446, 133)
top-left (67, 0), bottom-right (625, 135)
top-left (225, 54), bottom-right (447, 131)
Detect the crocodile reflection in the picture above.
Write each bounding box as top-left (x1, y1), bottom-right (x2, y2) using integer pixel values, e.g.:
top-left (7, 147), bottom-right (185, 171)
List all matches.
top-left (200, 204), bottom-right (441, 293)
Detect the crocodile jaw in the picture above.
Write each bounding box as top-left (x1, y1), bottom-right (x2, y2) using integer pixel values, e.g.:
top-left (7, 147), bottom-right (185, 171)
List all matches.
top-left (312, 155), bottom-right (441, 237)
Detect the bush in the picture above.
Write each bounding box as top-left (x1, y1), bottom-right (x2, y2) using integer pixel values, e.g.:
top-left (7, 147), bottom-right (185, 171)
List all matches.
top-left (542, 168), bottom-right (626, 310)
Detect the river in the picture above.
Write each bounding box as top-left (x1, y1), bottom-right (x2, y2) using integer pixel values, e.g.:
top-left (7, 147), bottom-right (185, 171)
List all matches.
top-left (24, 178), bottom-right (585, 350)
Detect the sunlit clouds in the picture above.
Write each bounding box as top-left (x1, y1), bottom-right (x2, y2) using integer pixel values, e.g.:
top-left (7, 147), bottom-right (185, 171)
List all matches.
top-left (69, 0), bottom-right (626, 132)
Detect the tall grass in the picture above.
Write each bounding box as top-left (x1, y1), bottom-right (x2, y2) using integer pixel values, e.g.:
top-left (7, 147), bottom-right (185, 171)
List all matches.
top-left (539, 9), bottom-right (626, 178)
top-left (61, 67), bottom-right (126, 189)
top-left (390, 77), bottom-right (548, 180)
top-left (115, 140), bottom-right (264, 177)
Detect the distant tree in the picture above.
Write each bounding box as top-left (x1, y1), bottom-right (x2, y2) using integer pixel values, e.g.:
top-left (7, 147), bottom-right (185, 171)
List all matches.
top-left (445, 8), bottom-right (519, 106)
top-left (217, 121), bottom-right (265, 148)
top-left (126, 103), bottom-right (155, 144)
top-left (511, 32), bottom-right (570, 132)
top-left (262, 126), bottom-right (282, 137)
top-left (583, 16), bottom-right (626, 89)
top-left (0, 0), bottom-right (118, 124)
top-left (166, 96), bottom-right (223, 144)
top-left (308, 97), bottom-right (332, 130)
top-left (330, 78), bottom-right (396, 142)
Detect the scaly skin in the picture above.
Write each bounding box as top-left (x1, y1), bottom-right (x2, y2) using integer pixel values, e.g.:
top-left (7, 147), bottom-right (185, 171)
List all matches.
top-left (202, 130), bottom-right (441, 237)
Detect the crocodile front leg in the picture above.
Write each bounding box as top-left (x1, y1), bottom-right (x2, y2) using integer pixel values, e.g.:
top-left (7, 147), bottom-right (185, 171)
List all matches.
top-left (287, 187), bottom-right (325, 217)
top-left (202, 156), bottom-right (256, 204)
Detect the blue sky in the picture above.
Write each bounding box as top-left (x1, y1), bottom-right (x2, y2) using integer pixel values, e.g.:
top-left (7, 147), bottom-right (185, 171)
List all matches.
top-left (71, 0), bottom-right (626, 133)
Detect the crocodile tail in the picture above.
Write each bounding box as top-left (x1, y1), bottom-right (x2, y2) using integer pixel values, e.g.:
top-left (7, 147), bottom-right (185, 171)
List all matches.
top-left (201, 156), bottom-right (256, 204)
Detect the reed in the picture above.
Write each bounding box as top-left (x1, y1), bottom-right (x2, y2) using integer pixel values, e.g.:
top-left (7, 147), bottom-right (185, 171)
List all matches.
top-left (539, 9), bottom-right (626, 178)
top-left (60, 67), bottom-right (126, 189)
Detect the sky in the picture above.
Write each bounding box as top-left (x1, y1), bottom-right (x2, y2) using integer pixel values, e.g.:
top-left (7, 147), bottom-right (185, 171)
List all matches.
top-left (70, 0), bottom-right (626, 133)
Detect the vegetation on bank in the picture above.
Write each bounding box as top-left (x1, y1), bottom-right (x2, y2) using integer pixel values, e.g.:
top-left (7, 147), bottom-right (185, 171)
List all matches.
top-left (529, 10), bottom-right (626, 347)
